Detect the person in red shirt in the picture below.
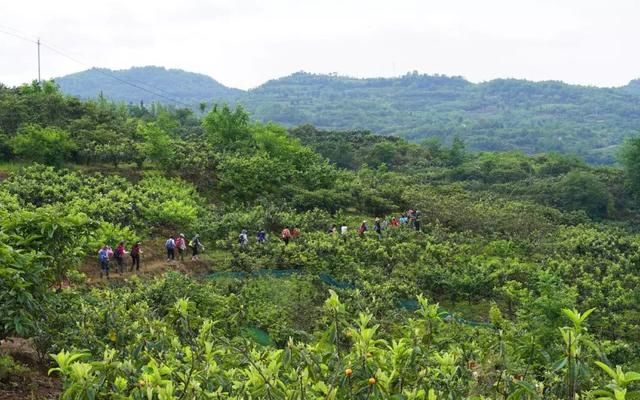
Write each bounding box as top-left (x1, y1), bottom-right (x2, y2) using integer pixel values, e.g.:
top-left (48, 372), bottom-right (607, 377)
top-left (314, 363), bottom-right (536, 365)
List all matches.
top-left (281, 226), bottom-right (292, 246)
top-left (390, 217), bottom-right (399, 227)
top-left (115, 241), bottom-right (127, 274)
top-left (358, 221), bottom-right (368, 236)
top-left (175, 234), bottom-right (187, 261)
top-left (130, 242), bottom-right (142, 271)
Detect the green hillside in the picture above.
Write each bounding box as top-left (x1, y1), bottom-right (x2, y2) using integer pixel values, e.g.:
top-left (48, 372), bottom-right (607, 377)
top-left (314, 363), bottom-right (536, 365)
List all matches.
top-left (244, 72), bottom-right (640, 164)
top-left (56, 66), bottom-right (242, 105)
top-left (55, 67), bottom-right (640, 164)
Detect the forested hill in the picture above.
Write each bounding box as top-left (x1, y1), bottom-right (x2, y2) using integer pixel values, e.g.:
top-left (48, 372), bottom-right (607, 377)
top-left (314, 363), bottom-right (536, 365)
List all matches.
top-left (625, 79), bottom-right (640, 95)
top-left (56, 67), bottom-right (640, 163)
top-left (56, 66), bottom-right (242, 105)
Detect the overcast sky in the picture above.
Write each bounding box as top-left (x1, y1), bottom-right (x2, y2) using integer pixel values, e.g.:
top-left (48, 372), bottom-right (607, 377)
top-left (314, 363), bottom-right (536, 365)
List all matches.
top-left (1, 0), bottom-right (639, 89)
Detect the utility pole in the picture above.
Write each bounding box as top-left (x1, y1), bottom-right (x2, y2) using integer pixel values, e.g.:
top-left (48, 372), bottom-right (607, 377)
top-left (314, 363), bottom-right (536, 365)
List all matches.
top-left (37, 38), bottom-right (41, 84)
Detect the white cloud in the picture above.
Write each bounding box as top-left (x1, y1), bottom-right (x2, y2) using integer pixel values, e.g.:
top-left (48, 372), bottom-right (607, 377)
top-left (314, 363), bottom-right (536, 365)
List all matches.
top-left (1, 0), bottom-right (638, 89)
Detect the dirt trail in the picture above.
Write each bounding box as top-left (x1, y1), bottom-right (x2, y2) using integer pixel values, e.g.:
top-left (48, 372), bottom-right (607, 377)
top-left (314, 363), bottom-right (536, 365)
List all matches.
top-left (0, 338), bottom-right (60, 400)
top-left (0, 242), bottom-right (216, 398)
top-left (80, 241), bottom-right (214, 284)
top-left (83, 258), bottom-right (211, 283)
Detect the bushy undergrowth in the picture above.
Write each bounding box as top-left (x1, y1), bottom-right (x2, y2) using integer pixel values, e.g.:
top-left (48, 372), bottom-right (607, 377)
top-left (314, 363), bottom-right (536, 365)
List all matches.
top-left (1, 90), bottom-right (640, 398)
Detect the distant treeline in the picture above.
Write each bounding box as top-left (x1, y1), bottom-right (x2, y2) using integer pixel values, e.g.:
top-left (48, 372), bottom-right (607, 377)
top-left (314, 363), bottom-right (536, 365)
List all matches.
top-left (55, 67), bottom-right (640, 164)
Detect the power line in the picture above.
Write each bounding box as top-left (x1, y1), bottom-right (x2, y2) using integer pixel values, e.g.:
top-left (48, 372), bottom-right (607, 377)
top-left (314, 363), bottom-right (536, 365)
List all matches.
top-left (41, 39), bottom-right (189, 101)
top-left (0, 28), bottom-right (192, 106)
top-left (0, 28), bottom-right (37, 44)
top-left (37, 38), bottom-right (41, 83)
top-left (0, 24), bottom-right (38, 40)
top-left (38, 41), bottom-right (191, 106)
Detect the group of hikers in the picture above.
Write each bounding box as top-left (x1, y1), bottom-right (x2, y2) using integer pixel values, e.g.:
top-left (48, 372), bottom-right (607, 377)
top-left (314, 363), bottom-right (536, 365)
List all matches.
top-left (237, 209), bottom-right (422, 247)
top-left (97, 234), bottom-right (204, 279)
top-left (361, 209), bottom-right (422, 236)
top-left (164, 234), bottom-right (204, 262)
top-left (97, 210), bottom-right (421, 278)
top-left (339, 209), bottom-right (422, 239)
top-left (238, 226), bottom-right (301, 246)
top-left (97, 241), bottom-right (142, 279)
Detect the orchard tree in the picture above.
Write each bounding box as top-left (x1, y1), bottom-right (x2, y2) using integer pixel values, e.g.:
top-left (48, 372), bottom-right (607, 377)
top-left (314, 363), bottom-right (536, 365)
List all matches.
top-left (555, 171), bottom-right (610, 218)
top-left (202, 104), bottom-right (252, 150)
top-left (448, 136), bottom-right (467, 166)
top-left (138, 121), bottom-right (173, 166)
top-left (0, 131), bottom-right (12, 160)
top-left (10, 124), bottom-right (76, 166)
top-left (0, 232), bottom-right (47, 340)
top-left (1, 206), bottom-right (92, 288)
top-left (620, 135), bottom-right (640, 196)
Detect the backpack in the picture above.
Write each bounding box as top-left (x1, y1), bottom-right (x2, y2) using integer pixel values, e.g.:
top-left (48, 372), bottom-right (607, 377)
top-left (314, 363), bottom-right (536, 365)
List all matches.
top-left (99, 250), bottom-right (109, 262)
top-left (166, 239), bottom-right (175, 249)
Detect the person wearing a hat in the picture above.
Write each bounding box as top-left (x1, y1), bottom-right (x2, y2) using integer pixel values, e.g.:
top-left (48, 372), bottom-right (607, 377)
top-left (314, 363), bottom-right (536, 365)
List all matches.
top-left (175, 234), bottom-right (187, 261)
top-left (358, 220), bottom-right (368, 236)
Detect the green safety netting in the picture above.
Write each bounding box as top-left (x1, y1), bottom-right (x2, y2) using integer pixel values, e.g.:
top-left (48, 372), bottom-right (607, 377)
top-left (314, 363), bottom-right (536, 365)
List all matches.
top-left (210, 270), bottom-right (492, 345)
top-left (208, 269), bottom-right (301, 280)
top-left (318, 273), bottom-right (356, 289)
top-left (243, 326), bottom-right (272, 346)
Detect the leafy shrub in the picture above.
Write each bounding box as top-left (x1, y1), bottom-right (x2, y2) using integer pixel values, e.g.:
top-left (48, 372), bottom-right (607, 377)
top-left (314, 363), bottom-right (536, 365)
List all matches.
top-left (0, 354), bottom-right (28, 382)
top-left (0, 232), bottom-right (47, 340)
top-left (133, 174), bottom-right (203, 231)
top-left (87, 221), bottom-right (139, 251)
top-left (10, 124), bottom-right (76, 166)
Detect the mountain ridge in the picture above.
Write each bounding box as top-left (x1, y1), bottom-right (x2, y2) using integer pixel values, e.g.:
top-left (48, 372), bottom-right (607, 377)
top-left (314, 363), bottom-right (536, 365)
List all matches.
top-left (56, 66), bottom-right (242, 105)
top-left (54, 66), bottom-right (640, 164)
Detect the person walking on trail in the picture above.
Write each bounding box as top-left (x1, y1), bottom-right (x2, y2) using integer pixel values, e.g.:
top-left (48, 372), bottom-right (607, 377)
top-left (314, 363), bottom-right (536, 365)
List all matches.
top-left (390, 217), bottom-right (399, 227)
top-left (358, 220), bottom-right (368, 236)
top-left (340, 225), bottom-right (348, 234)
top-left (190, 234), bottom-right (203, 261)
top-left (239, 230), bottom-right (249, 246)
top-left (281, 226), bottom-right (292, 246)
top-left (257, 229), bottom-right (267, 244)
top-left (165, 237), bottom-right (176, 261)
top-left (292, 227), bottom-right (301, 239)
top-left (399, 214), bottom-right (408, 225)
top-left (374, 218), bottom-right (382, 238)
top-left (130, 242), bottom-right (141, 271)
top-left (414, 210), bottom-right (422, 231)
top-left (98, 245), bottom-right (110, 279)
top-left (115, 241), bottom-right (126, 274)
top-left (175, 234), bottom-right (187, 261)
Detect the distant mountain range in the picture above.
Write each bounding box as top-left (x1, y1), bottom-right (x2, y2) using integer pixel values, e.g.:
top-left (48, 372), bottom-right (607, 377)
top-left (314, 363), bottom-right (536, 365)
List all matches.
top-left (56, 66), bottom-right (242, 105)
top-left (55, 66), bottom-right (640, 163)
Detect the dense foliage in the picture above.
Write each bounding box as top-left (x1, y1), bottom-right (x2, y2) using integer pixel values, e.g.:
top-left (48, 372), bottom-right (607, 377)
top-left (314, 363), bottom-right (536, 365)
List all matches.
top-left (2, 81), bottom-right (640, 398)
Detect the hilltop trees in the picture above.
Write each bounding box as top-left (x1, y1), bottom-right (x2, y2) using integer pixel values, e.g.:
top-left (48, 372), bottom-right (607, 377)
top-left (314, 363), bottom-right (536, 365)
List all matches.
top-left (202, 104), bottom-right (252, 150)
